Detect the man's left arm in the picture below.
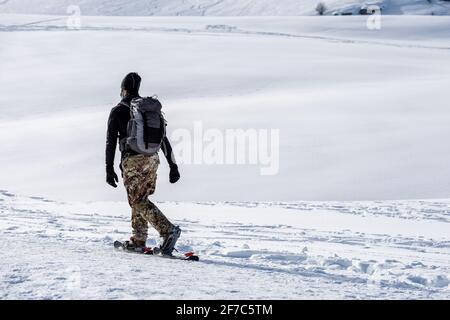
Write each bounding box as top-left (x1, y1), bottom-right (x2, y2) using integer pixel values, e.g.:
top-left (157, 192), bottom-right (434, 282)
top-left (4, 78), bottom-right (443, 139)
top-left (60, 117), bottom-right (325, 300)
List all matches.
top-left (161, 136), bottom-right (180, 184)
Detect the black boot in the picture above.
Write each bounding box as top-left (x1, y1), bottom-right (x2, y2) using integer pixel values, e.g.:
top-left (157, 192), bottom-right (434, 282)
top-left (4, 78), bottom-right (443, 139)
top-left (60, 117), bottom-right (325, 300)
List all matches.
top-left (123, 237), bottom-right (146, 252)
top-left (158, 226), bottom-right (181, 256)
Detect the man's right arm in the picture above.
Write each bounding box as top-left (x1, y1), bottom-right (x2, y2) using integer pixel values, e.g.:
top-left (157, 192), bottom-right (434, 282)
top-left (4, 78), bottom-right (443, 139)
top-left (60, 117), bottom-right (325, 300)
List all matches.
top-left (105, 108), bottom-right (119, 187)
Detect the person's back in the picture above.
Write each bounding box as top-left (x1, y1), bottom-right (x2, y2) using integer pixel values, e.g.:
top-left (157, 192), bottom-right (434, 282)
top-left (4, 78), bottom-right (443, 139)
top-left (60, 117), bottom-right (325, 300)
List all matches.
top-left (105, 72), bottom-right (181, 255)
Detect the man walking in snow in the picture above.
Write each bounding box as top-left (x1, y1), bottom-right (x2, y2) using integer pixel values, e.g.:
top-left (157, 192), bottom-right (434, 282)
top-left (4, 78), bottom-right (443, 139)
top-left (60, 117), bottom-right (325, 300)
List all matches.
top-left (105, 72), bottom-right (181, 255)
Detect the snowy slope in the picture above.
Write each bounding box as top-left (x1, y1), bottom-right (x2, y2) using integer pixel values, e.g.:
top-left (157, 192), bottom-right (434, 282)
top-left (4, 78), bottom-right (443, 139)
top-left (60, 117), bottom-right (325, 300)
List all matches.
top-left (0, 15), bottom-right (450, 202)
top-left (1, 14), bottom-right (450, 300)
top-left (0, 0), bottom-right (449, 16)
top-left (1, 190), bottom-right (449, 299)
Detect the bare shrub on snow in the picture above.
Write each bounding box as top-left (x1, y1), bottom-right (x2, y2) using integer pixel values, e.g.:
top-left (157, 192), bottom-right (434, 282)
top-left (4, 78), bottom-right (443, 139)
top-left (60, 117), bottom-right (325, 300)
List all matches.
top-left (316, 2), bottom-right (327, 16)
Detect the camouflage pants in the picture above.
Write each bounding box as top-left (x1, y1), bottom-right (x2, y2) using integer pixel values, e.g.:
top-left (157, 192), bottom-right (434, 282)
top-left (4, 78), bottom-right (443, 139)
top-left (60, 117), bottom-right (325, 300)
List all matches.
top-left (122, 153), bottom-right (174, 242)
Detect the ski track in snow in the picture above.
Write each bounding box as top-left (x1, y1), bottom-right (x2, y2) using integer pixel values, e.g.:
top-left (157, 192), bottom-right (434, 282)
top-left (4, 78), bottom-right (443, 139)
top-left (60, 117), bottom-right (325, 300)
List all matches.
top-left (1, 17), bottom-right (449, 51)
top-left (1, 190), bottom-right (449, 299)
top-left (212, 200), bottom-right (450, 223)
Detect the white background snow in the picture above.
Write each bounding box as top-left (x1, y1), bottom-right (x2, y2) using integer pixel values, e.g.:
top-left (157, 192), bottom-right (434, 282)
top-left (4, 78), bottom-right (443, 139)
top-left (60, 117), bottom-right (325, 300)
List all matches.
top-left (0, 15), bottom-right (449, 202)
top-left (0, 2), bottom-right (450, 300)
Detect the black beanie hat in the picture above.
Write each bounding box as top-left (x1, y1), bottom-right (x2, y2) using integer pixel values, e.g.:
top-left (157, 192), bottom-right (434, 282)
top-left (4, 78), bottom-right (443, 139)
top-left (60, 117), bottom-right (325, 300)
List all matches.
top-left (121, 72), bottom-right (141, 95)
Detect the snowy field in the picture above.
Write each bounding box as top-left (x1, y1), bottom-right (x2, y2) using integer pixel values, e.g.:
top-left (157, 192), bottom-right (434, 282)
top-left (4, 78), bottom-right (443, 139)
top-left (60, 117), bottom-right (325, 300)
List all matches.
top-left (1, 15), bottom-right (450, 202)
top-left (1, 190), bottom-right (449, 299)
top-left (0, 14), bottom-right (450, 299)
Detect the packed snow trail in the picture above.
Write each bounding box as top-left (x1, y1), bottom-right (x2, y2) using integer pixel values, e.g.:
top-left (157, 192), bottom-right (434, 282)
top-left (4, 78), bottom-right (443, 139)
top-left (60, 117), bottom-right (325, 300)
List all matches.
top-left (1, 191), bottom-right (449, 299)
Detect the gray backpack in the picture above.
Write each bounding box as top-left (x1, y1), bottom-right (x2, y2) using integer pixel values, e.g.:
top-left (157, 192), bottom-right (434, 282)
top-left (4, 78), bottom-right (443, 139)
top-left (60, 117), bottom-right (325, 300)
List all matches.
top-left (122, 96), bottom-right (166, 155)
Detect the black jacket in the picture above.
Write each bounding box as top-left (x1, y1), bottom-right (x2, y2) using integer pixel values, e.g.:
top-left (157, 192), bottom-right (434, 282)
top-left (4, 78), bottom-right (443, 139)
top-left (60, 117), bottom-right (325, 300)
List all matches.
top-left (105, 95), bottom-right (177, 172)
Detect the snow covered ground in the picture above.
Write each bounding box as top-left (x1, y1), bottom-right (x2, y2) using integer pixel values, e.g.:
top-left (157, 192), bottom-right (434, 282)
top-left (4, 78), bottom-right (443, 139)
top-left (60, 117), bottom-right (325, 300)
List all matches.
top-left (0, 14), bottom-right (449, 299)
top-left (1, 190), bottom-right (449, 299)
top-left (1, 0), bottom-right (449, 16)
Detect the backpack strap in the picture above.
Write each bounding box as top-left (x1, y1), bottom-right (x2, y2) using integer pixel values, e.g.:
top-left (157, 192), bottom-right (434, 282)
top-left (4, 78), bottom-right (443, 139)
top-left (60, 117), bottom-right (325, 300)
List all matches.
top-left (142, 112), bottom-right (149, 149)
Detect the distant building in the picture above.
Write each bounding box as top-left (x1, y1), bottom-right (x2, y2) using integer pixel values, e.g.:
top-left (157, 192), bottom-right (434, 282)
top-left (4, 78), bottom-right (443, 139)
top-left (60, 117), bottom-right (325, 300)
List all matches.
top-left (359, 2), bottom-right (385, 15)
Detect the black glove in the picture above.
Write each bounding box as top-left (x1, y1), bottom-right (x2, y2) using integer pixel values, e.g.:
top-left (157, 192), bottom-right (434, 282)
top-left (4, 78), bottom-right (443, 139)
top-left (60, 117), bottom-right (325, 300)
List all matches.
top-left (169, 165), bottom-right (180, 184)
top-left (106, 169), bottom-right (119, 188)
